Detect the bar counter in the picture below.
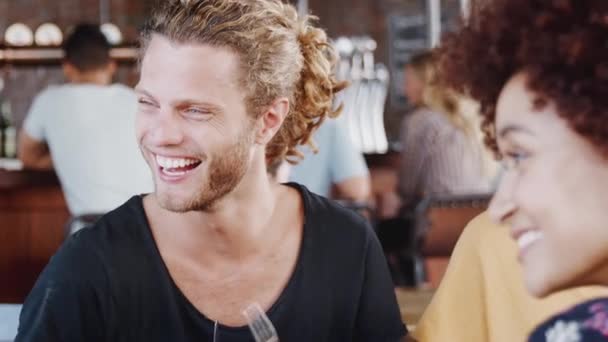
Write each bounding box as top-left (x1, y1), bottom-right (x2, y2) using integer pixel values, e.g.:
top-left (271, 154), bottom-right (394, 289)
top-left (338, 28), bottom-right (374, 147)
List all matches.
top-left (0, 167), bottom-right (69, 303)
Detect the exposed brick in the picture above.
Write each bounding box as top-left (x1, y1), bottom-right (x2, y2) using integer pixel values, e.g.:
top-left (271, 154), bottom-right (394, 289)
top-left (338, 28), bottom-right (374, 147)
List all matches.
top-left (309, 0), bottom-right (423, 140)
top-left (2, 0), bottom-right (149, 129)
top-left (3, 0), bottom-right (436, 141)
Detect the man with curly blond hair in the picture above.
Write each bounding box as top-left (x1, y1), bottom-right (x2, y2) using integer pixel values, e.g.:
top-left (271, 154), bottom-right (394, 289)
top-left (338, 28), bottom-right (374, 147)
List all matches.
top-left (15, 1), bottom-right (406, 341)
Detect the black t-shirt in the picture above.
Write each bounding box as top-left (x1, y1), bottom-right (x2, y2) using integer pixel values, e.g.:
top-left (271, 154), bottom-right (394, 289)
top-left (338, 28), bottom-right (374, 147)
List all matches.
top-left (16, 183), bottom-right (407, 341)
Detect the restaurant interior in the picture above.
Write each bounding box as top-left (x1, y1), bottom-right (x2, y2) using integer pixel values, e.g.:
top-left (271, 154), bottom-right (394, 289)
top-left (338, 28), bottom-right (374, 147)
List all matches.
top-left (0, 0), bottom-right (490, 340)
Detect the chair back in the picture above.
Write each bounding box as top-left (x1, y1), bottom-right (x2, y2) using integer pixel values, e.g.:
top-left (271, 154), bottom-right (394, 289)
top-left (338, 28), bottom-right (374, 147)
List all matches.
top-left (414, 194), bottom-right (491, 257)
top-left (64, 213), bottom-right (104, 237)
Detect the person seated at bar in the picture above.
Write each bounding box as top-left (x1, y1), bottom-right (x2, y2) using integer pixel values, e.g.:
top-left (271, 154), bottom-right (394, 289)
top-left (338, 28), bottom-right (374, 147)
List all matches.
top-left (288, 116), bottom-right (371, 202)
top-left (18, 24), bottom-right (153, 217)
top-left (438, 0), bottom-right (608, 339)
top-left (15, 1), bottom-right (406, 341)
top-left (376, 52), bottom-right (497, 285)
top-left (413, 213), bottom-right (608, 341)
top-left (398, 51), bottom-right (495, 211)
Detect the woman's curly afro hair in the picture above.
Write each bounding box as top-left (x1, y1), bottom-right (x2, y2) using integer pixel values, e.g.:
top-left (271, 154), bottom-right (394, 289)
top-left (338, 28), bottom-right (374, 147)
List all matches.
top-left (438, 0), bottom-right (608, 155)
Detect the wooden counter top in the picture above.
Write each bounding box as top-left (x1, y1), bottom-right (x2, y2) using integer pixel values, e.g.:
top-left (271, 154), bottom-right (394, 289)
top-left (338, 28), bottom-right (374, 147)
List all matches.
top-left (396, 287), bottom-right (434, 326)
top-left (0, 167), bottom-right (68, 303)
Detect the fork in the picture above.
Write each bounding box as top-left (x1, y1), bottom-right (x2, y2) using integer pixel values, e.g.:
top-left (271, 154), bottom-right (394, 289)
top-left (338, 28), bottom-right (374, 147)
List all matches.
top-left (242, 303), bottom-right (279, 342)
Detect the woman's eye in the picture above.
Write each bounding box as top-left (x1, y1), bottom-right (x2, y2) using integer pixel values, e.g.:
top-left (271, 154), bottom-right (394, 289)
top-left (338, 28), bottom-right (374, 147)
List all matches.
top-left (502, 151), bottom-right (529, 170)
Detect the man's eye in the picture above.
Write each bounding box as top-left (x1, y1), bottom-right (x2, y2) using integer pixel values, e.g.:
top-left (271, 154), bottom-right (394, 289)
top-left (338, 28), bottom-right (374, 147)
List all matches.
top-left (185, 108), bottom-right (206, 114)
top-left (183, 108), bottom-right (212, 120)
top-left (138, 99), bottom-right (154, 106)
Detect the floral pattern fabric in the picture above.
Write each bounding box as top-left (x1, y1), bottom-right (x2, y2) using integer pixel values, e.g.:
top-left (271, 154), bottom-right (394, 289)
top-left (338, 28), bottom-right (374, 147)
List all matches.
top-left (530, 298), bottom-right (608, 342)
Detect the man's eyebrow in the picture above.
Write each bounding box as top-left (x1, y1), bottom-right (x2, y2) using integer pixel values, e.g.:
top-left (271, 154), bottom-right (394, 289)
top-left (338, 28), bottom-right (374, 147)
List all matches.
top-left (134, 87), bottom-right (155, 99)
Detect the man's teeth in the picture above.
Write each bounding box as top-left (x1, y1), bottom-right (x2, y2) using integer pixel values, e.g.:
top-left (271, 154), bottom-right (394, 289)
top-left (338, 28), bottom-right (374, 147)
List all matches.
top-left (164, 169), bottom-right (186, 176)
top-left (517, 230), bottom-right (543, 251)
top-left (155, 155), bottom-right (200, 169)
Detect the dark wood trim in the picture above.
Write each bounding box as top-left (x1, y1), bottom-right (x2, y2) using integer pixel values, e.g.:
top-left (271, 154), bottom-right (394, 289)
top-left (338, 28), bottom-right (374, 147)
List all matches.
top-left (0, 169), bottom-right (60, 190)
top-left (0, 45), bottom-right (138, 66)
top-left (1, 169), bottom-right (68, 303)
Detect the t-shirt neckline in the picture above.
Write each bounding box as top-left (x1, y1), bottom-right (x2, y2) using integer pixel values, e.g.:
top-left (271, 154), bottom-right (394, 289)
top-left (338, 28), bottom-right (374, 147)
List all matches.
top-left (135, 182), bottom-right (312, 333)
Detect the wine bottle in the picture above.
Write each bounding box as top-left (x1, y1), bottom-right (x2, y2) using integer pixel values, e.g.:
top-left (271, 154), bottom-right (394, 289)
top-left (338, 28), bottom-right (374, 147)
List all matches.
top-left (2, 102), bottom-right (16, 158)
top-left (0, 102), bottom-right (6, 158)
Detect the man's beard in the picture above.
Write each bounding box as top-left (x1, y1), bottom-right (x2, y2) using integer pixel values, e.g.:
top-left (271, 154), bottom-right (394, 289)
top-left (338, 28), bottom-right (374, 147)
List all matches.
top-left (155, 130), bottom-right (253, 212)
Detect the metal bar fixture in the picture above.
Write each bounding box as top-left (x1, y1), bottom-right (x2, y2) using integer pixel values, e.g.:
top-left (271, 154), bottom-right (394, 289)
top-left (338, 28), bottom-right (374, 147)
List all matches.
top-left (333, 36), bottom-right (390, 154)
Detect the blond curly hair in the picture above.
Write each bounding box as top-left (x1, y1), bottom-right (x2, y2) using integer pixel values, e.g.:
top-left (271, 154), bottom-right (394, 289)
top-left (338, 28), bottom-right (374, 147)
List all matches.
top-left (141, 0), bottom-right (347, 166)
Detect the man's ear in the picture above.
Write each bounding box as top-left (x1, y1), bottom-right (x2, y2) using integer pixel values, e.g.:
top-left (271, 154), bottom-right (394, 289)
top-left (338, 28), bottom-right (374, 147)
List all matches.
top-left (62, 62), bottom-right (78, 81)
top-left (254, 97), bottom-right (290, 145)
top-left (107, 60), bottom-right (117, 77)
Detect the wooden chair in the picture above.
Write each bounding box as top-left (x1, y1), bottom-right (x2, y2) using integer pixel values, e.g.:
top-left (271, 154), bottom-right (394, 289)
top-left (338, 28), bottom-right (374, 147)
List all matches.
top-left (64, 213), bottom-right (104, 237)
top-left (416, 194), bottom-right (491, 257)
top-left (413, 194), bottom-right (491, 287)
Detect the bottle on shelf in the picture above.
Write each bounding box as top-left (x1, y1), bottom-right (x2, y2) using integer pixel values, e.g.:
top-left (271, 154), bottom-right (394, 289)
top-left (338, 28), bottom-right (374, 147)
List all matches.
top-left (0, 102), bottom-right (5, 158)
top-left (0, 101), bottom-right (16, 159)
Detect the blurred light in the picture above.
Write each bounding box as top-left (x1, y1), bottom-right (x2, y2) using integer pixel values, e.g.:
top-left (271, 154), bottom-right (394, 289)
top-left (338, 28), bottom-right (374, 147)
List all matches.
top-left (334, 37), bottom-right (354, 57)
top-left (100, 23), bottom-right (123, 45)
top-left (5, 23), bottom-right (34, 46)
top-left (34, 23), bottom-right (63, 46)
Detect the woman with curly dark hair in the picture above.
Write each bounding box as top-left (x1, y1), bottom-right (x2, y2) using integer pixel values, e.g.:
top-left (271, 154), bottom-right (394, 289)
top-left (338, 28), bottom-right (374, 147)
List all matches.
top-left (438, 0), bottom-right (608, 340)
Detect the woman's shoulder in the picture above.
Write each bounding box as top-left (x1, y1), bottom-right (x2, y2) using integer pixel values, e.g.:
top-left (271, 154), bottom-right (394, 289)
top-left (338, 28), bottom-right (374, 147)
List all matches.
top-left (409, 107), bottom-right (444, 120)
top-left (405, 107), bottom-right (450, 133)
top-left (529, 297), bottom-right (608, 341)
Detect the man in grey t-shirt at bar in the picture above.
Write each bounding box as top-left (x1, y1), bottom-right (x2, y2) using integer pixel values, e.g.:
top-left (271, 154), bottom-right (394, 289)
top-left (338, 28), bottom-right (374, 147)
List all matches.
top-left (18, 24), bottom-right (152, 218)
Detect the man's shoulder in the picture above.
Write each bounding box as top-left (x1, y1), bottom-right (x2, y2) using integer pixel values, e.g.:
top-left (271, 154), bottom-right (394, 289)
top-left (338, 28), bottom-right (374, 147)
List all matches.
top-left (80, 195), bottom-right (148, 244)
top-left (16, 197), bottom-right (155, 340)
top-left (107, 83), bottom-right (137, 97)
top-left (63, 196), bottom-right (148, 263)
top-left (42, 83), bottom-right (135, 99)
top-left (95, 195), bottom-right (145, 225)
top-left (32, 85), bottom-right (64, 102)
top-left (296, 183), bottom-right (374, 244)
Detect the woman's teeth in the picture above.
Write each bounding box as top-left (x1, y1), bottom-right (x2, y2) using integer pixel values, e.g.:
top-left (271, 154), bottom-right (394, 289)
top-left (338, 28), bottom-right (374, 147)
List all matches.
top-left (517, 230), bottom-right (543, 251)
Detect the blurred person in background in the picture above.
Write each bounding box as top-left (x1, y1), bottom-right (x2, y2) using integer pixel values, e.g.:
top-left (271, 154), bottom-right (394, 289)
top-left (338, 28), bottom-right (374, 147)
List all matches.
top-left (288, 116), bottom-right (371, 202)
top-left (16, 1), bottom-right (406, 341)
top-left (398, 51), bottom-right (495, 211)
top-left (439, 0), bottom-right (608, 339)
top-left (376, 51), bottom-right (496, 285)
top-left (17, 23), bottom-right (153, 218)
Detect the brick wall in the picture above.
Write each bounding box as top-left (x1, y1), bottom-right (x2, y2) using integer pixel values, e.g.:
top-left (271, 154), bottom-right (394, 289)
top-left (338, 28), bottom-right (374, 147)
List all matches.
top-left (310, 0), bottom-right (423, 68)
top-left (308, 0), bottom-right (425, 141)
top-left (0, 0), bottom-right (153, 43)
top-left (2, 0), bottom-right (433, 140)
top-left (1, 0), bottom-right (153, 129)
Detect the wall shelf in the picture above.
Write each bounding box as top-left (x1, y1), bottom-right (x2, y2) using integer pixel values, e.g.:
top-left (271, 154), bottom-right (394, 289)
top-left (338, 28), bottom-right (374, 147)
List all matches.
top-left (0, 46), bottom-right (138, 66)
